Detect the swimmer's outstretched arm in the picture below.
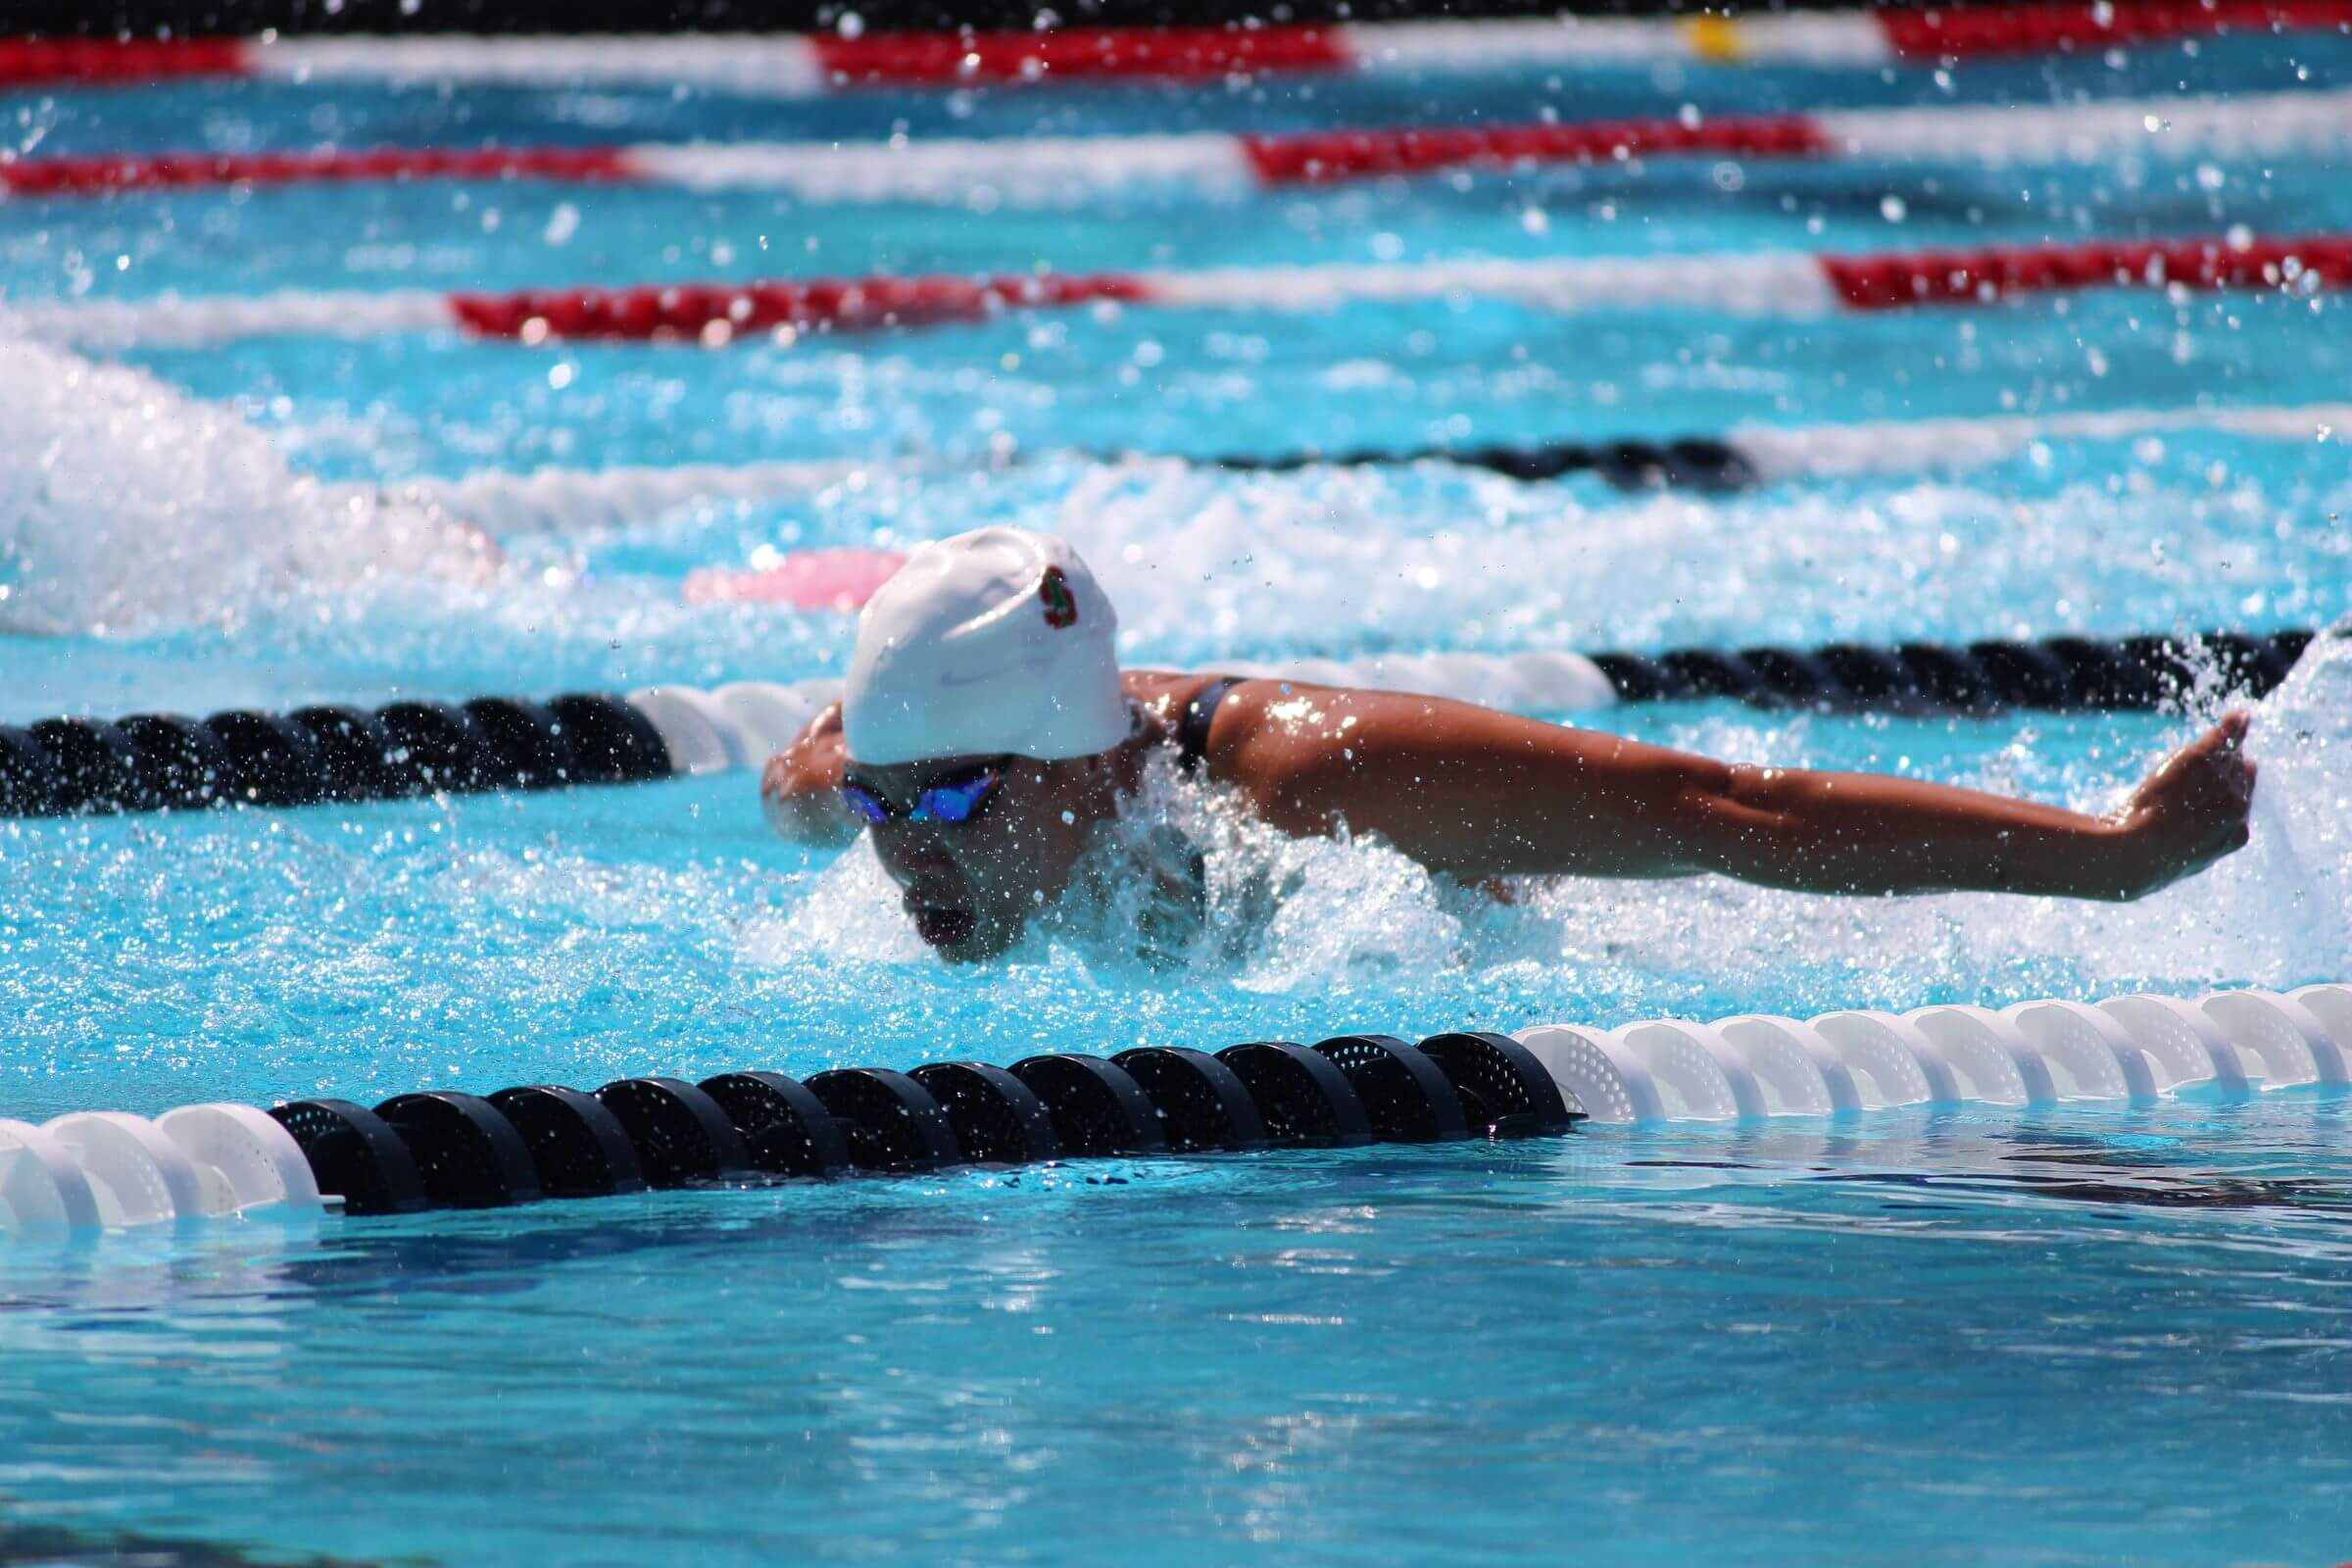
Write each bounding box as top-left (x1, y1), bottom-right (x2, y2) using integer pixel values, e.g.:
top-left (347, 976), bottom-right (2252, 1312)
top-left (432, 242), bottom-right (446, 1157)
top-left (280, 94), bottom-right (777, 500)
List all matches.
top-left (1209, 685), bottom-right (2256, 902)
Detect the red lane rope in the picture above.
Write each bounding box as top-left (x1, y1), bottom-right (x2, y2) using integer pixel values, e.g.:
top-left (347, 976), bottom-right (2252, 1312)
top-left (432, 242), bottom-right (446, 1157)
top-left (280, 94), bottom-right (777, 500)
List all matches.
top-left (8, 5), bottom-right (2352, 91)
top-left (0, 144), bottom-right (636, 197)
top-left (0, 114), bottom-right (1840, 201)
top-left (448, 272), bottom-right (1153, 341)
top-left (0, 36), bottom-right (246, 86)
top-left (426, 233), bottom-right (2352, 345)
top-left (1822, 233), bottom-right (2352, 308)
top-left (1884, 0), bottom-right (2352, 57)
top-left (808, 24), bottom-right (1349, 85)
top-left (1241, 114), bottom-right (1831, 184)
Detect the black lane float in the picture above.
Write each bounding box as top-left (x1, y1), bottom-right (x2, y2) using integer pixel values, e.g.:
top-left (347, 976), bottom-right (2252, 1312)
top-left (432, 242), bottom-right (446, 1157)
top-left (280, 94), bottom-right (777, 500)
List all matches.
top-left (266, 1033), bottom-right (1584, 1215)
top-left (1183, 435), bottom-right (1759, 492)
top-left (0, 625), bottom-right (2320, 819)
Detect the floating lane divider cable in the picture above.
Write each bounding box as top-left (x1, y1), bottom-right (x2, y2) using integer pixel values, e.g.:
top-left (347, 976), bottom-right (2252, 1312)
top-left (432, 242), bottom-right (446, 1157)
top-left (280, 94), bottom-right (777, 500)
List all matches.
top-left (5, 3), bottom-right (2347, 93)
top-left (0, 1031), bottom-right (1578, 1230)
top-left (14, 89), bottom-right (2352, 204)
top-left (0, 626), bottom-right (2323, 819)
top-left (19, 232), bottom-right (2351, 352)
top-left (9, 983), bottom-right (2350, 1234)
top-left (380, 402), bottom-right (2352, 534)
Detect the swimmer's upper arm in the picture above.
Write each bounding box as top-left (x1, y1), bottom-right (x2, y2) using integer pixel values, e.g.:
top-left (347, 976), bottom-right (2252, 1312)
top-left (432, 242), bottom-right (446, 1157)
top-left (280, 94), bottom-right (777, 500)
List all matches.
top-left (1211, 680), bottom-right (2157, 898)
top-left (760, 702), bottom-right (862, 848)
top-left (1208, 682), bottom-right (1722, 878)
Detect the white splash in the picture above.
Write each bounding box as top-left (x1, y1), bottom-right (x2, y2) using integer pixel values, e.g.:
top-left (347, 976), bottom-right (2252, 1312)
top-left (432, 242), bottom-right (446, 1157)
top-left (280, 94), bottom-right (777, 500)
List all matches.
top-left (0, 327), bottom-right (495, 636)
top-left (1030, 458), bottom-right (2351, 662)
top-left (735, 644), bottom-right (2352, 1008)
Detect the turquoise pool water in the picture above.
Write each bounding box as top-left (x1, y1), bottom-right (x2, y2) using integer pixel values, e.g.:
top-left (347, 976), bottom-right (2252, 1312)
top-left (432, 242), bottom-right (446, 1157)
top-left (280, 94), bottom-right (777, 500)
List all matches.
top-left (5, 25), bottom-right (2352, 1566)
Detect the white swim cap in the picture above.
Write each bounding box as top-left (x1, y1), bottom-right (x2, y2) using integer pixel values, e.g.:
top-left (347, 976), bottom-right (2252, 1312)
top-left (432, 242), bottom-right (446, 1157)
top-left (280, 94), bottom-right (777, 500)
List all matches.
top-left (843, 526), bottom-right (1129, 765)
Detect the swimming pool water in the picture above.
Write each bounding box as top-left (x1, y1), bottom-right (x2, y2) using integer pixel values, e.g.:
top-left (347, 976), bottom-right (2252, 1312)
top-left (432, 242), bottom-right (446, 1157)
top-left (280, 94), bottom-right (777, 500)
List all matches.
top-left (5, 24), bottom-right (2352, 1566)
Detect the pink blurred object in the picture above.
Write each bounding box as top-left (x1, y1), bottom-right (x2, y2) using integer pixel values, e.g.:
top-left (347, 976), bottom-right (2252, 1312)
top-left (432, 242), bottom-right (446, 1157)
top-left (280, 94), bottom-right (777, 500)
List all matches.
top-left (683, 546), bottom-right (907, 612)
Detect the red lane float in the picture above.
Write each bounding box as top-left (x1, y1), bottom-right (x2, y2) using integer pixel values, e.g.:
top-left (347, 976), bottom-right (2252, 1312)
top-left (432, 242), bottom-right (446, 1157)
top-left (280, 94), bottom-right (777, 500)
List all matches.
top-left (446, 272), bottom-right (1153, 341)
top-left (1820, 232), bottom-right (2352, 309)
top-left (0, 144), bottom-right (634, 198)
top-left (1880, 0), bottom-right (2352, 57)
top-left (1237, 113), bottom-right (1833, 184)
top-left (807, 24), bottom-right (1349, 86)
top-left (0, 36), bottom-right (244, 86)
top-left (20, 232), bottom-right (2348, 350)
top-left (7, 4), bottom-right (2350, 93)
top-left (14, 89), bottom-right (2350, 205)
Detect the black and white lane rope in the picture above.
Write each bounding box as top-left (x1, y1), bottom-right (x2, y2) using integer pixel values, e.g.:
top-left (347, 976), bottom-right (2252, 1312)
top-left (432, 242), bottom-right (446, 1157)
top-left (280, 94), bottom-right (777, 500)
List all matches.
top-left (0, 626), bottom-right (2321, 818)
top-left (9, 985), bottom-right (2349, 1232)
top-left (0, 1031), bottom-right (1580, 1228)
top-left (370, 404), bottom-right (2352, 530)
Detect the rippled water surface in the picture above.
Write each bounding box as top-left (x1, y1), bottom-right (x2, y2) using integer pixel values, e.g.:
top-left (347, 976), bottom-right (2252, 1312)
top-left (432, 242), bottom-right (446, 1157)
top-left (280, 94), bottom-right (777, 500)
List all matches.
top-left (4, 27), bottom-right (2352, 1568)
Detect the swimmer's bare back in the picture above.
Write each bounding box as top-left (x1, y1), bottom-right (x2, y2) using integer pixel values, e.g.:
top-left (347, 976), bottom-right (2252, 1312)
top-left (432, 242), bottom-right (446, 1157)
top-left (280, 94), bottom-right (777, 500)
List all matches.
top-left (764, 670), bottom-right (2256, 902)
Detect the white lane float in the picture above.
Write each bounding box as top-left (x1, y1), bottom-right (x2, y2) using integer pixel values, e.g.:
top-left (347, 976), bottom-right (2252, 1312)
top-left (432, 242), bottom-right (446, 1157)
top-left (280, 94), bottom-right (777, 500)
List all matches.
top-left (1810, 1010), bottom-right (1964, 1105)
top-left (0, 1106), bottom-right (327, 1234)
top-left (1615, 1020), bottom-right (1769, 1120)
top-left (1512, 985), bottom-right (2352, 1125)
top-left (1906, 1005), bottom-right (2047, 1105)
top-left (626, 679), bottom-right (849, 775)
top-left (1713, 1015), bottom-right (1860, 1114)
top-left (709, 682), bottom-right (827, 760)
top-left (2201, 989), bottom-right (2350, 1088)
top-left (624, 686), bottom-right (752, 775)
top-left (2097, 994), bottom-right (2251, 1096)
top-left (39, 1111), bottom-right (204, 1228)
top-left (1776, 1013), bottom-right (1938, 1109)
top-left (1513, 1024), bottom-right (1664, 1125)
top-left (2291, 984), bottom-right (2352, 1056)
top-left (0, 1118), bottom-right (103, 1234)
top-left (2005, 1001), bottom-right (2160, 1103)
top-left (155, 1102), bottom-right (326, 1217)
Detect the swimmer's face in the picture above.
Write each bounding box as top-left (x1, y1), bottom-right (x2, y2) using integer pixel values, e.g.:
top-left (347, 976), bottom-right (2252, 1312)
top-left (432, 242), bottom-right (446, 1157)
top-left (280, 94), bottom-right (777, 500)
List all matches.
top-left (846, 752), bottom-right (1114, 962)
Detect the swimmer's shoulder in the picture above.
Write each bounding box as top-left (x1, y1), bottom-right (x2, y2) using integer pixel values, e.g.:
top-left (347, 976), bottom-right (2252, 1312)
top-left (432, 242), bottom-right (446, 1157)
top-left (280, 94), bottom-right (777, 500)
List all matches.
top-left (1122, 669), bottom-right (1218, 740)
top-left (1121, 668), bottom-right (1293, 782)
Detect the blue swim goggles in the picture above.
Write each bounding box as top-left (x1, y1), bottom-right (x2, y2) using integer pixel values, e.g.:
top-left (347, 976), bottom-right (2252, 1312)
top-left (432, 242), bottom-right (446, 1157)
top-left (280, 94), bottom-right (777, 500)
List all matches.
top-left (841, 764), bottom-right (1002, 827)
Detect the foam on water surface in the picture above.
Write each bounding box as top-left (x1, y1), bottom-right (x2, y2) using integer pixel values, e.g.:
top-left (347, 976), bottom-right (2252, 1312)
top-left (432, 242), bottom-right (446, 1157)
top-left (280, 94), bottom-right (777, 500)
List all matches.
top-left (0, 327), bottom-right (493, 637)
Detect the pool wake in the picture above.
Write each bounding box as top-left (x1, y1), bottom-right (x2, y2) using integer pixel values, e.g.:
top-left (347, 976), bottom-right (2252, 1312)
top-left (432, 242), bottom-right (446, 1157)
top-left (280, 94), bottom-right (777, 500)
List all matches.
top-left (0, 328), bottom-right (495, 637)
top-left (1031, 457), bottom-right (2352, 664)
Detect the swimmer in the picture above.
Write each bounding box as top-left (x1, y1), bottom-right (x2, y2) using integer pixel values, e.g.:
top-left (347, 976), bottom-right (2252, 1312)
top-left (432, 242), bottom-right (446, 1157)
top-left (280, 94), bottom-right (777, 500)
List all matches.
top-left (760, 527), bottom-right (2258, 961)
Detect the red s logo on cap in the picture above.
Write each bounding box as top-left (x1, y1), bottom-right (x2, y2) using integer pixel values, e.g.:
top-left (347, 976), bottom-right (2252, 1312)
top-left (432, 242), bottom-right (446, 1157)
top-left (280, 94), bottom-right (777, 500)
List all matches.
top-left (1039, 565), bottom-right (1079, 629)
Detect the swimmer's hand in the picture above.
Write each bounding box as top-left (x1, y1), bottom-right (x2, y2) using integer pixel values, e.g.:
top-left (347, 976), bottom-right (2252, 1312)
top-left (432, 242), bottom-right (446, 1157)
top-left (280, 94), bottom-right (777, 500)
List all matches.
top-left (760, 701), bottom-right (863, 849)
top-left (2102, 712), bottom-right (2257, 899)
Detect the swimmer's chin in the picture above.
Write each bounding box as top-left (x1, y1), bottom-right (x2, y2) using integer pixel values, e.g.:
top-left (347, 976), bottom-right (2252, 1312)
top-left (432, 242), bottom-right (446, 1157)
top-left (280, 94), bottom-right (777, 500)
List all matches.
top-left (909, 906), bottom-right (1021, 962)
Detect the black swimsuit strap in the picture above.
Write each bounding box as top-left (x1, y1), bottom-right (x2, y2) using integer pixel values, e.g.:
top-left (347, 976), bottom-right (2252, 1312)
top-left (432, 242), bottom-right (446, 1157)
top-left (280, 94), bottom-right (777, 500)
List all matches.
top-left (1176, 676), bottom-right (1245, 776)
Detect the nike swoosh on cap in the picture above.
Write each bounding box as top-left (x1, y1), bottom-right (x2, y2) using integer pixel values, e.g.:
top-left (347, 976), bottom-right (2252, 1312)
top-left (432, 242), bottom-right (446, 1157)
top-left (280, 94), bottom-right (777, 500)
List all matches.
top-left (935, 653), bottom-right (1050, 688)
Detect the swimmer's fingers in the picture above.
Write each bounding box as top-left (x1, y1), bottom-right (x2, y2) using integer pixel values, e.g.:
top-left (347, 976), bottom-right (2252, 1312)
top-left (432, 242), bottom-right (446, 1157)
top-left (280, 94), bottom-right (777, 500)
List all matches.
top-left (2166, 713), bottom-right (2254, 787)
top-left (759, 751), bottom-right (792, 803)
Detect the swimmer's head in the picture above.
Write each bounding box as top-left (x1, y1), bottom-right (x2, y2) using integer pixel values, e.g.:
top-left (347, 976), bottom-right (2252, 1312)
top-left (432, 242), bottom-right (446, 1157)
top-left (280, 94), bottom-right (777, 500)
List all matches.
top-left (842, 528), bottom-right (1134, 960)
